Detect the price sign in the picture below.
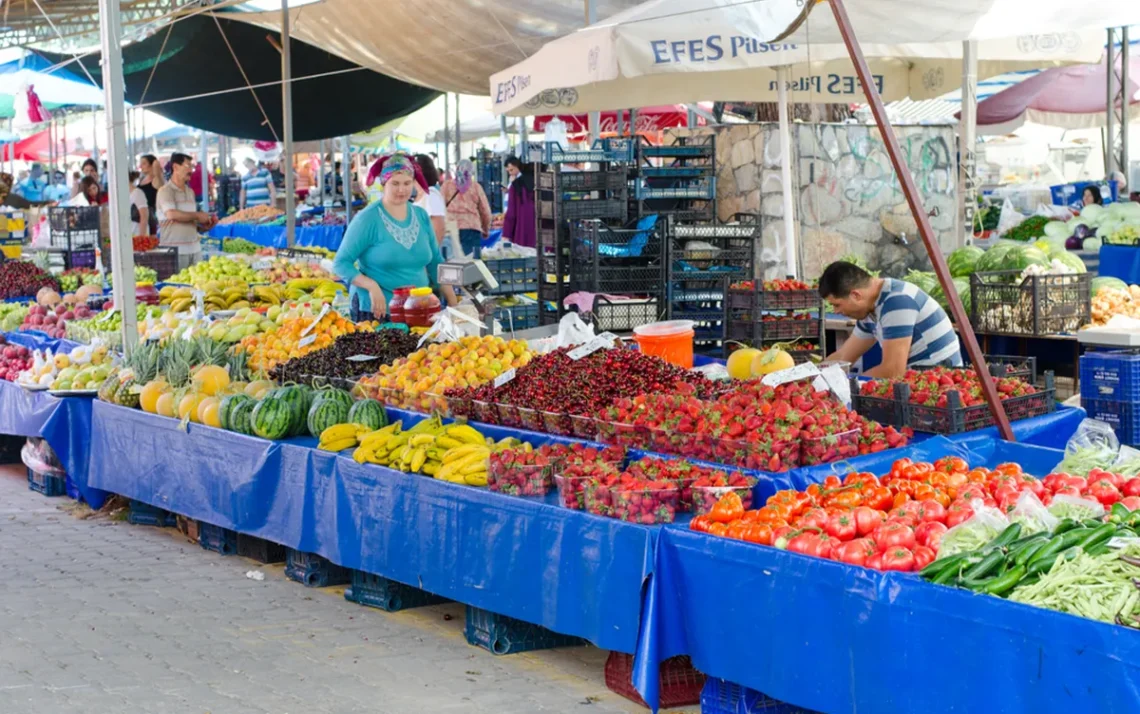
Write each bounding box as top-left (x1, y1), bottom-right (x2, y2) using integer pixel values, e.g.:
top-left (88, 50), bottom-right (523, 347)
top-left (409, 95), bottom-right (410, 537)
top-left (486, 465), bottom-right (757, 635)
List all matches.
top-left (493, 368), bottom-right (516, 388)
top-left (96, 308), bottom-right (117, 323)
top-left (345, 354), bottom-right (380, 362)
top-left (252, 258), bottom-right (273, 270)
top-left (568, 332), bottom-right (619, 361)
top-left (760, 362), bottom-right (820, 387)
top-left (300, 303), bottom-right (330, 337)
top-left (298, 334), bottom-right (316, 348)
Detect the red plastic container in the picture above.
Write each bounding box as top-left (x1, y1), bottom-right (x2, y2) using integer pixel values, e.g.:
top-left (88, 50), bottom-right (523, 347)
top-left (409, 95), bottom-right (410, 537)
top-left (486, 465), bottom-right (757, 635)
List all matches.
top-left (388, 286), bottom-right (413, 324)
top-left (403, 287), bottom-right (441, 328)
top-left (604, 651), bottom-right (705, 710)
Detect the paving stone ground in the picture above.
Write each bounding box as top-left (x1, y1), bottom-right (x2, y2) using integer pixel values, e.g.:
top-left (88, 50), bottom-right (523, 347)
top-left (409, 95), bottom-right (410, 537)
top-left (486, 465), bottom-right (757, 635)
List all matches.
top-left (0, 465), bottom-right (695, 714)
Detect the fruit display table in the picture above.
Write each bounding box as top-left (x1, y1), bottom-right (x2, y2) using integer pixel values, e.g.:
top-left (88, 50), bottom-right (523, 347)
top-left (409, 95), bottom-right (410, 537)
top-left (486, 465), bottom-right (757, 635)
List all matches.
top-left (632, 437), bottom-right (1140, 714)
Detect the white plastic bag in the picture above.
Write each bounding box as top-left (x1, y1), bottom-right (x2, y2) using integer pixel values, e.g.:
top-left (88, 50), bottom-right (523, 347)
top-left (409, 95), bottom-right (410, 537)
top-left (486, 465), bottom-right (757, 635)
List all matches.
top-left (416, 307), bottom-right (486, 348)
top-left (938, 498), bottom-right (1010, 557)
top-left (995, 198), bottom-right (1027, 238)
top-left (1053, 418), bottom-right (1120, 475)
top-left (555, 312), bottom-right (596, 349)
top-left (1009, 491), bottom-right (1059, 535)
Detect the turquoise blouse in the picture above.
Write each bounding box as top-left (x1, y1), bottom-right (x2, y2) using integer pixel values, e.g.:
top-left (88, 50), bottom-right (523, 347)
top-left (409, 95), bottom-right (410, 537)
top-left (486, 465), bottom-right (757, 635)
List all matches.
top-left (333, 201), bottom-right (442, 313)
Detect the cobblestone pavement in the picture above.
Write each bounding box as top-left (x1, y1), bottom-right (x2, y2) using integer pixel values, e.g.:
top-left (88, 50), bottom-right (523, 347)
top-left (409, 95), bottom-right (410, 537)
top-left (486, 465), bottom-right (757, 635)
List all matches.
top-left (0, 465), bottom-right (693, 714)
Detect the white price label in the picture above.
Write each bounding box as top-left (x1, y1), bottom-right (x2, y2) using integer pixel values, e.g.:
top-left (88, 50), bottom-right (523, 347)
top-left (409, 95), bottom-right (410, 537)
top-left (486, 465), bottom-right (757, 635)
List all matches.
top-left (298, 334), bottom-right (317, 348)
top-left (493, 368), bottom-right (516, 388)
top-left (345, 354), bottom-right (380, 362)
top-left (252, 258), bottom-right (273, 270)
top-left (300, 303), bottom-right (330, 337)
top-left (760, 362), bottom-right (821, 387)
top-left (96, 308), bottom-right (117, 323)
top-left (819, 365), bottom-right (851, 407)
top-left (567, 332), bottom-right (619, 361)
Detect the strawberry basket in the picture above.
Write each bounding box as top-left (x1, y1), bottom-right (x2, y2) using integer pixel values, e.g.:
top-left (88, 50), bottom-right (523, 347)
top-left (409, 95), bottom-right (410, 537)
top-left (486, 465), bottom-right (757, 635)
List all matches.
top-left (611, 484), bottom-right (680, 524)
top-left (800, 427), bottom-right (860, 466)
top-left (487, 458), bottom-right (553, 497)
top-left (517, 407), bottom-right (544, 432)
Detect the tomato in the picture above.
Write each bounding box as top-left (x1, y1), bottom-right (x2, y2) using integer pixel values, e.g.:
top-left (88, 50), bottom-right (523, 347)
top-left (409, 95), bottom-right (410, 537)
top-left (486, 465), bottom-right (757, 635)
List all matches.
top-left (822, 475), bottom-right (842, 491)
top-left (995, 462), bottom-right (1022, 476)
top-left (1017, 475), bottom-right (1046, 499)
top-left (864, 486), bottom-right (894, 511)
top-left (1042, 473), bottom-right (1064, 492)
top-left (843, 472), bottom-right (879, 489)
top-left (916, 499), bottom-right (947, 524)
top-left (891, 501), bottom-right (924, 521)
top-left (912, 483), bottom-right (937, 503)
top-left (853, 506), bottom-right (886, 537)
top-left (742, 523), bottom-right (774, 546)
top-left (880, 546), bottom-right (916, 572)
top-left (1090, 469), bottom-right (1124, 489)
top-left (993, 484), bottom-right (1020, 506)
top-left (709, 491), bottom-right (745, 523)
top-left (872, 522), bottom-right (916, 553)
top-left (814, 534), bottom-right (839, 560)
top-left (771, 525), bottom-right (795, 547)
top-left (708, 522), bottom-right (728, 537)
top-left (1124, 478), bottom-right (1140, 498)
top-left (786, 532), bottom-right (818, 555)
top-left (725, 521), bottom-right (750, 540)
top-left (965, 469), bottom-right (989, 484)
top-left (824, 512), bottom-right (858, 541)
top-left (866, 552), bottom-right (885, 570)
top-left (935, 456), bottom-right (968, 474)
top-left (829, 489), bottom-right (864, 509)
top-left (797, 507), bottom-right (830, 531)
top-left (1056, 475), bottom-right (1088, 492)
top-left (689, 515), bottom-right (712, 532)
top-left (834, 538), bottom-right (876, 568)
top-left (892, 492), bottom-right (910, 509)
top-left (914, 521), bottom-right (948, 548)
top-left (891, 458), bottom-right (913, 474)
top-left (944, 503), bottom-right (974, 529)
top-left (944, 470), bottom-right (968, 492)
top-left (1087, 478), bottom-right (1123, 507)
top-left (1121, 496), bottom-right (1140, 512)
top-left (1053, 485), bottom-right (1083, 498)
top-left (911, 545), bottom-right (936, 571)
top-left (957, 484), bottom-right (988, 503)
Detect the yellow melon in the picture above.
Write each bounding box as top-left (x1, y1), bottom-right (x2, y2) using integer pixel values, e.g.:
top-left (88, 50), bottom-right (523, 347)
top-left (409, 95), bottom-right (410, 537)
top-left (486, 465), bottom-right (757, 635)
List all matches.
top-left (244, 379), bottom-right (275, 399)
top-left (751, 348), bottom-right (795, 376)
top-left (139, 379), bottom-right (169, 413)
top-left (177, 392), bottom-right (203, 422)
top-left (155, 391), bottom-right (177, 418)
top-left (196, 396), bottom-right (220, 425)
top-left (192, 365), bottom-right (230, 396)
top-left (199, 398), bottom-right (222, 428)
top-left (726, 347), bottom-right (761, 380)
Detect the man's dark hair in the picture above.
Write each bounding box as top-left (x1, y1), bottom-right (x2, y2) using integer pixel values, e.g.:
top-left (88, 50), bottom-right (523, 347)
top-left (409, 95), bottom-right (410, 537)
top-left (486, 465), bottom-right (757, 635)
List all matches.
top-left (81, 158), bottom-right (97, 171)
top-left (818, 261), bottom-right (872, 299)
top-left (414, 154), bottom-right (440, 187)
top-left (170, 152), bottom-right (192, 166)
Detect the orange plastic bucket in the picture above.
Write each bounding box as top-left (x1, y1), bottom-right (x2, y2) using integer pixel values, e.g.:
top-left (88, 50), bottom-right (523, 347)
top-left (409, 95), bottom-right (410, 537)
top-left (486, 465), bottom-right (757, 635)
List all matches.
top-left (633, 320), bottom-right (695, 368)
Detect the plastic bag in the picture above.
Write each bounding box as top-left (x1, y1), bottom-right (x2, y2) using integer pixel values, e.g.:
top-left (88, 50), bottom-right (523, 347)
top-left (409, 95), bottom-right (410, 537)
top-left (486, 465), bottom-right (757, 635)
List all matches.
top-left (1114, 446), bottom-right (1140, 478)
top-left (20, 437), bottom-right (65, 477)
top-left (555, 312), bottom-right (596, 349)
top-left (1048, 493), bottom-right (1106, 521)
top-left (938, 498), bottom-right (1010, 557)
top-left (1008, 491), bottom-right (1059, 535)
top-left (415, 307), bottom-right (486, 348)
top-left (692, 363), bottom-right (730, 381)
top-left (995, 198), bottom-right (1027, 238)
top-left (1053, 418), bottom-right (1120, 476)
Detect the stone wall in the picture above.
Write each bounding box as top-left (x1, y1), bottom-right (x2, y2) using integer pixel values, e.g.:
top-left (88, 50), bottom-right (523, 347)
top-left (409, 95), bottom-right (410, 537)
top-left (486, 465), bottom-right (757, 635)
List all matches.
top-left (667, 122), bottom-right (959, 280)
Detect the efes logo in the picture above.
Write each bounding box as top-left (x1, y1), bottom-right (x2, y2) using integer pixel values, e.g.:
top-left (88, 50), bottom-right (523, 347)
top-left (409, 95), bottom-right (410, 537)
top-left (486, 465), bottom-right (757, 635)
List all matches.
top-left (588, 46), bottom-right (600, 73)
top-left (1016, 32), bottom-right (1081, 54)
top-left (526, 89), bottom-right (579, 109)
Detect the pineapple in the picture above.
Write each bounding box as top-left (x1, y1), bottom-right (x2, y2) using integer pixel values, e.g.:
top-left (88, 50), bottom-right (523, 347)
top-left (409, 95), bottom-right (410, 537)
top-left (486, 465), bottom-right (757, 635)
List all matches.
top-left (227, 350), bottom-right (251, 384)
top-left (196, 337), bottom-right (229, 367)
top-left (116, 344), bottom-right (159, 409)
top-left (163, 343), bottom-right (192, 390)
top-left (98, 367), bottom-right (120, 403)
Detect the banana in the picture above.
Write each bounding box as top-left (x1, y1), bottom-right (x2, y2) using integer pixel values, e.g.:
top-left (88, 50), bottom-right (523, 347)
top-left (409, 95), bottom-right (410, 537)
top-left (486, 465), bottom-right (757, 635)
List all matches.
top-left (442, 444), bottom-right (483, 464)
top-left (460, 458), bottom-right (490, 475)
top-left (446, 424), bottom-right (485, 445)
top-left (410, 447), bottom-right (427, 473)
top-left (409, 434), bottom-right (436, 447)
top-left (421, 460), bottom-right (439, 476)
top-left (171, 287), bottom-right (193, 300)
top-left (319, 424), bottom-right (361, 443)
top-left (352, 445), bottom-right (373, 463)
top-left (434, 435), bottom-right (464, 450)
top-left (464, 471), bottom-right (488, 487)
top-left (229, 300), bottom-right (251, 310)
top-left (319, 437), bottom-right (358, 453)
top-left (170, 297), bottom-right (193, 313)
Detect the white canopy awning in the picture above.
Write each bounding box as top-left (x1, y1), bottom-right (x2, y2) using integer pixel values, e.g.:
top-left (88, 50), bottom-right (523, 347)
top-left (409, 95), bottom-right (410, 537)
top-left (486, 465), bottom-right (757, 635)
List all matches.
top-left (488, 0), bottom-right (1139, 115)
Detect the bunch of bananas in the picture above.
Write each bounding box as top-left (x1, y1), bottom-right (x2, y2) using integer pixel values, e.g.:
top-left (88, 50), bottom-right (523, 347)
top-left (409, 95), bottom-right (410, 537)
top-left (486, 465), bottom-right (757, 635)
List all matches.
top-left (351, 417), bottom-right (518, 487)
top-left (251, 284), bottom-right (289, 307)
top-left (317, 422), bottom-right (375, 452)
top-left (159, 284), bottom-right (252, 313)
top-left (284, 279), bottom-right (345, 302)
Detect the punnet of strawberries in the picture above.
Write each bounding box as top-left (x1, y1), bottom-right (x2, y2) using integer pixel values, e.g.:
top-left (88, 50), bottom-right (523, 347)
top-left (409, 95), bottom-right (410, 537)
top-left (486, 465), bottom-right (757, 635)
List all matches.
top-left (859, 367), bottom-right (1036, 408)
top-left (555, 461), bottom-right (622, 510)
top-left (690, 455), bottom-right (1069, 572)
top-left (599, 379), bottom-right (910, 472)
top-left (487, 448), bottom-right (555, 497)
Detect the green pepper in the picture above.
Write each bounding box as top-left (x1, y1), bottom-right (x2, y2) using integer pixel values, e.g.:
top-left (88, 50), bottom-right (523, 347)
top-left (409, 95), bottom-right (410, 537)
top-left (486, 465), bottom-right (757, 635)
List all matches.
top-left (981, 565), bottom-right (1027, 596)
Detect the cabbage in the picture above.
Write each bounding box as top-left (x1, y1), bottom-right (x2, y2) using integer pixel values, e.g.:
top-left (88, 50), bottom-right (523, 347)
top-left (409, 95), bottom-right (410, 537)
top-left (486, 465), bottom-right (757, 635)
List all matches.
top-left (1081, 203), bottom-right (1106, 222)
top-left (1091, 276), bottom-right (1127, 296)
top-left (1083, 237), bottom-right (1103, 251)
top-left (1051, 250), bottom-right (1087, 274)
top-left (1117, 202), bottom-right (1140, 220)
top-left (1043, 220), bottom-right (1070, 240)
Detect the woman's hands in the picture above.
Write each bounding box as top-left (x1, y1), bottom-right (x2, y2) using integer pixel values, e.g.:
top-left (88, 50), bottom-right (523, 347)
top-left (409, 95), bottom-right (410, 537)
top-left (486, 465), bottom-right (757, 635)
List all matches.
top-left (368, 286), bottom-right (388, 319)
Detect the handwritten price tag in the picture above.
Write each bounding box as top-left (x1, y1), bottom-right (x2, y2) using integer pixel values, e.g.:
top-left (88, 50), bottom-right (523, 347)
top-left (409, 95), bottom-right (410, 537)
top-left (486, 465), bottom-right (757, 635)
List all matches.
top-left (192, 290), bottom-right (205, 315)
top-left (300, 303), bottom-right (330, 337)
top-left (298, 334), bottom-right (317, 348)
top-left (493, 368), bottom-right (516, 388)
top-left (568, 332), bottom-right (619, 361)
top-left (760, 362), bottom-right (820, 387)
top-left (345, 354), bottom-right (380, 362)
top-left (252, 258), bottom-right (273, 270)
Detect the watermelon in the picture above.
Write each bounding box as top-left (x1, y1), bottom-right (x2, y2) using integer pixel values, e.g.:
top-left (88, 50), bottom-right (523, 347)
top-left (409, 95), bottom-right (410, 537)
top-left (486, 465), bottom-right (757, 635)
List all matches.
top-left (976, 244), bottom-right (1014, 272)
top-left (251, 396), bottom-right (292, 440)
top-left (1000, 245), bottom-right (1049, 273)
top-left (1051, 251), bottom-right (1087, 274)
top-left (348, 399), bottom-right (387, 430)
top-left (1091, 276), bottom-right (1128, 296)
top-left (229, 399), bottom-right (257, 435)
top-left (219, 394), bottom-right (254, 431)
top-left (308, 397), bottom-right (350, 437)
top-left (270, 385), bottom-right (309, 436)
top-left (947, 246), bottom-right (984, 278)
top-left (904, 270), bottom-right (937, 295)
top-left (313, 386), bottom-right (354, 412)
top-left (930, 277), bottom-right (971, 319)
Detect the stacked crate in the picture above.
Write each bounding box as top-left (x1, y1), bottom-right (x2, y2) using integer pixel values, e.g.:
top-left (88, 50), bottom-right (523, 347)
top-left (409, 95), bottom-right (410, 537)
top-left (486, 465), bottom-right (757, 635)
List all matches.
top-left (667, 216), bottom-right (759, 355)
top-left (635, 135), bottom-right (716, 222)
top-left (475, 149), bottom-right (504, 214)
top-left (485, 257), bottom-right (540, 331)
top-left (724, 283), bottom-right (825, 362)
top-left (1080, 351), bottom-right (1140, 446)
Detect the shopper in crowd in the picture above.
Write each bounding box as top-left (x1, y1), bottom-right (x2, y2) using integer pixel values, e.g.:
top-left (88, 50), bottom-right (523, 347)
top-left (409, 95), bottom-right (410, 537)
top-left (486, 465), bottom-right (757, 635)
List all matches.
top-left (1111, 171), bottom-right (1129, 201)
top-left (76, 159), bottom-right (106, 203)
top-left (441, 158), bottom-right (492, 258)
top-left (66, 176), bottom-right (101, 206)
top-left (0, 173), bottom-right (31, 209)
top-left (128, 171), bottom-right (150, 237)
top-left (240, 157), bottom-right (275, 209)
top-left (818, 261), bottom-right (961, 378)
top-left (157, 153), bottom-right (213, 269)
top-left (14, 164), bottom-right (47, 202)
top-left (45, 171), bottom-right (70, 203)
top-left (138, 154), bottom-right (163, 234)
top-left (334, 153), bottom-right (457, 322)
top-left (1083, 185), bottom-right (1104, 207)
top-left (413, 154), bottom-right (447, 248)
top-left (500, 156), bottom-right (535, 248)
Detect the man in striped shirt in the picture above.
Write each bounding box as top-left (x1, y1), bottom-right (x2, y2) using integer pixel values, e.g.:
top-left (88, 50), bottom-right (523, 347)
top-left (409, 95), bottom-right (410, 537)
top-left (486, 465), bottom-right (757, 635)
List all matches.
top-left (240, 158), bottom-right (275, 209)
top-left (819, 261), bottom-right (962, 378)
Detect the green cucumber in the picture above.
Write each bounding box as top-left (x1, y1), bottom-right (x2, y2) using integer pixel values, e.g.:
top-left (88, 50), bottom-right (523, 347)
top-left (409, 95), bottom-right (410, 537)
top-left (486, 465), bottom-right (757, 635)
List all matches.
top-left (981, 565), bottom-right (1027, 596)
top-left (960, 550), bottom-right (1007, 585)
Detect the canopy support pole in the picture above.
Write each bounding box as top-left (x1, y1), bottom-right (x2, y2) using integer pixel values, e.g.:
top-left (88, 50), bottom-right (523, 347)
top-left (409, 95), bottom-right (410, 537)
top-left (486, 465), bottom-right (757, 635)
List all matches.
top-left (342, 136), bottom-right (352, 224)
top-left (586, 0), bottom-right (599, 144)
top-left (200, 130), bottom-right (210, 211)
top-left (828, 0), bottom-right (1013, 441)
top-left (281, 0), bottom-right (296, 247)
top-left (960, 40), bottom-right (978, 247)
top-left (1124, 28), bottom-right (1131, 185)
top-left (97, 0), bottom-right (138, 354)
top-left (629, 108), bottom-right (637, 140)
top-left (443, 94), bottom-right (451, 174)
top-left (1107, 29), bottom-right (1119, 177)
top-left (318, 139), bottom-right (325, 206)
top-left (519, 117), bottom-right (528, 158)
top-left (455, 93), bottom-right (462, 167)
top-left (776, 67), bottom-right (796, 278)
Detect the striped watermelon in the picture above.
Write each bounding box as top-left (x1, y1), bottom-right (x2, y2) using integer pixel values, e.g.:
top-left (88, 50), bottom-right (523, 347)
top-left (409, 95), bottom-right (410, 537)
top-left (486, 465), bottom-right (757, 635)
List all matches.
top-left (314, 387), bottom-right (354, 412)
top-left (219, 394), bottom-right (254, 432)
top-left (347, 399), bottom-right (387, 430)
top-left (271, 385), bottom-right (309, 436)
top-left (251, 396), bottom-right (292, 440)
top-left (308, 397), bottom-right (349, 437)
top-left (228, 399), bottom-right (257, 435)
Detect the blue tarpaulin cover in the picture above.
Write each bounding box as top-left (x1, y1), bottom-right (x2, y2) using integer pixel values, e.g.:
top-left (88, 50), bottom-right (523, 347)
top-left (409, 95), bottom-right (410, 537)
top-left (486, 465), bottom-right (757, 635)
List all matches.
top-left (1098, 244), bottom-right (1140, 285)
top-left (225, 223), bottom-right (344, 250)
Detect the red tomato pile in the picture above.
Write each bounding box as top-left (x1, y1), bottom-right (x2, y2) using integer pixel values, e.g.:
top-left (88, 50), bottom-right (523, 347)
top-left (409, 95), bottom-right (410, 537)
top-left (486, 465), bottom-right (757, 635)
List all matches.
top-left (1042, 468), bottom-right (1140, 510)
top-left (860, 367), bottom-right (1036, 408)
top-left (601, 380), bottom-right (910, 472)
top-left (133, 235), bottom-right (159, 252)
top-left (690, 456), bottom-right (1063, 572)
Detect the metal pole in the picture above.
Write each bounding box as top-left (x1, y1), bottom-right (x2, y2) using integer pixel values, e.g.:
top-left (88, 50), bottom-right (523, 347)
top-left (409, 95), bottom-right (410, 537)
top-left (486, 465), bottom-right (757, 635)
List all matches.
top-left (318, 138), bottom-right (325, 205)
top-left (519, 117), bottom-right (529, 157)
top-left (828, 0), bottom-right (1013, 441)
top-left (629, 108), bottom-right (638, 139)
top-left (1107, 29), bottom-right (1119, 176)
top-left (341, 136), bottom-right (352, 224)
top-left (586, 0), bottom-right (599, 144)
top-left (97, 0), bottom-right (138, 353)
top-left (443, 94), bottom-right (451, 174)
top-left (455, 93), bottom-right (462, 167)
top-left (960, 40), bottom-right (978, 246)
top-left (776, 67), bottom-right (796, 278)
top-left (281, 0), bottom-right (296, 247)
top-left (1123, 27), bottom-right (1131, 188)
top-left (200, 130), bottom-right (209, 211)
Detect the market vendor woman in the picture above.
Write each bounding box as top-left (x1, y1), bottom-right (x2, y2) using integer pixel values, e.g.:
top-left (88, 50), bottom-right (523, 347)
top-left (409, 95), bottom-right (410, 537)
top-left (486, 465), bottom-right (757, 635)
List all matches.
top-left (333, 153), bottom-right (457, 321)
top-left (818, 261), bottom-right (962, 378)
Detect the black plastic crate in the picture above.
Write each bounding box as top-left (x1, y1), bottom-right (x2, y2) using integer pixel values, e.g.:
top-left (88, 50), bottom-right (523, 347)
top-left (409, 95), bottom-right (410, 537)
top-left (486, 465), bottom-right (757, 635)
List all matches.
top-left (285, 549), bottom-right (350, 587)
top-left (199, 522), bottom-right (237, 555)
top-left (917, 353), bottom-right (1037, 384)
top-left (236, 535), bottom-right (286, 564)
top-left (970, 271), bottom-right (1090, 336)
top-left (579, 295), bottom-right (662, 332)
top-left (728, 286), bottom-right (820, 311)
top-left (727, 317), bottom-right (821, 343)
top-left (637, 179), bottom-right (716, 200)
top-left (540, 198), bottom-right (628, 221)
top-left (573, 264), bottom-right (665, 294)
top-left (464, 606), bottom-right (585, 655)
top-left (484, 257), bottom-right (538, 295)
top-left (26, 467), bottom-right (66, 497)
top-left (537, 169), bottom-right (627, 192)
top-left (47, 205), bottom-right (100, 248)
top-left (572, 219), bottom-right (664, 265)
top-left (0, 435), bottom-right (23, 464)
top-left (344, 571), bottom-right (448, 612)
top-left (127, 500), bottom-right (177, 527)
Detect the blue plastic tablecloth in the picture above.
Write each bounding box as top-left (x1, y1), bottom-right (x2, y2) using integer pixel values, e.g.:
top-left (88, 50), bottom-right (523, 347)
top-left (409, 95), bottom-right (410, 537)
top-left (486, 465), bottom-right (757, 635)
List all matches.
top-left (4, 329), bottom-right (83, 356)
top-left (631, 436), bottom-right (1140, 714)
top-left (86, 401), bottom-right (654, 654)
top-left (207, 224), bottom-right (232, 239)
top-left (1098, 244), bottom-right (1140, 284)
top-left (224, 223), bottom-right (345, 250)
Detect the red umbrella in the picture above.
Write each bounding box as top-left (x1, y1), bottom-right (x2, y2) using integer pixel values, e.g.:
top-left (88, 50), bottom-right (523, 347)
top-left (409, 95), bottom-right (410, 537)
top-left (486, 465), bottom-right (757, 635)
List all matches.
top-left (0, 128), bottom-right (91, 161)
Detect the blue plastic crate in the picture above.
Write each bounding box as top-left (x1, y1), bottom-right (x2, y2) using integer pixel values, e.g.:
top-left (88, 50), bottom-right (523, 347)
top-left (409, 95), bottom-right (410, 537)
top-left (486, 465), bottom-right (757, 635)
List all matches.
top-left (494, 303), bottom-right (539, 331)
top-left (26, 467), bottom-right (66, 497)
top-left (344, 571), bottom-right (448, 612)
top-left (485, 257), bottom-right (538, 295)
top-left (285, 549), bottom-right (350, 587)
top-left (700, 678), bottom-right (821, 714)
top-left (1082, 397), bottom-right (1140, 447)
top-left (127, 500), bottom-right (177, 528)
top-left (464, 606), bottom-right (584, 655)
top-left (1080, 351), bottom-right (1140, 402)
top-left (198, 522), bottom-right (237, 556)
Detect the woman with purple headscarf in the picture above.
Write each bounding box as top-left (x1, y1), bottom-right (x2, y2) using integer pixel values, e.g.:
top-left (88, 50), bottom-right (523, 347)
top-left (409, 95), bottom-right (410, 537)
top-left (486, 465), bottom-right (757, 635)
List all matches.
top-left (441, 159), bottom-right (492, 258)
top-left (500, 156), bottom-right (535, 248)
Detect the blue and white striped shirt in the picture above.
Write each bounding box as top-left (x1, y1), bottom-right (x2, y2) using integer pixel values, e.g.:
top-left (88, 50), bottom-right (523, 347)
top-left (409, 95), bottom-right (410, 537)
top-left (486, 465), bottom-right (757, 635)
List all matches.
top-left (241, 168), bottom-right (273, 207)
top-left (854, 278), bottom-right (962, 367)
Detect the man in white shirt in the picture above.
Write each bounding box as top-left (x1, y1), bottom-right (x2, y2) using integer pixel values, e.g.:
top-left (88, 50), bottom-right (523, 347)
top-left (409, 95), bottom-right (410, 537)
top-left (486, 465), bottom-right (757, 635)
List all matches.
top-left (157, 153), bottom-right (214, 268)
